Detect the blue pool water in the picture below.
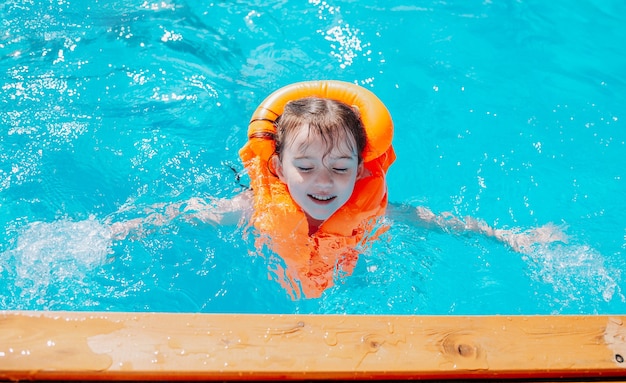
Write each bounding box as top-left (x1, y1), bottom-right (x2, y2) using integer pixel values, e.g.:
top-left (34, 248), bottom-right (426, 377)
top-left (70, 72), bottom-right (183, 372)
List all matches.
top-left (1, 0), bottom-right (625, 314)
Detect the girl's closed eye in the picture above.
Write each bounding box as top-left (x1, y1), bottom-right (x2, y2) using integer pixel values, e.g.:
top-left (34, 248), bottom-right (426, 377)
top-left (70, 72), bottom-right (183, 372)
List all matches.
top-left (330, 159), bottom-right (356, 174)
top-left (293, 161), bottom-right (314, 172)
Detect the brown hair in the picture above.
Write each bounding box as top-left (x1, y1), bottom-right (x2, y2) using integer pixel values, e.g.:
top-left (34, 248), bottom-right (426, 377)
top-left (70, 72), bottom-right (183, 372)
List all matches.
top-left (274, 97), bottom-right (367, 163)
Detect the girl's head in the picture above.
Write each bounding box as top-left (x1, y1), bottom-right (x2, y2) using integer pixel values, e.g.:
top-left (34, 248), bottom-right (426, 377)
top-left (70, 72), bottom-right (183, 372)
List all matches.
top-left (271, 97), bottom-right (368, 226)
top-left (274, 97), bottom-right (367, 164)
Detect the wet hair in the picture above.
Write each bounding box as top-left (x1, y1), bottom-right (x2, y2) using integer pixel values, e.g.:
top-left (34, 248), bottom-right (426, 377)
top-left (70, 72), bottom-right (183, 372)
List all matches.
top-left (273, 97), bottom-right (367, 163)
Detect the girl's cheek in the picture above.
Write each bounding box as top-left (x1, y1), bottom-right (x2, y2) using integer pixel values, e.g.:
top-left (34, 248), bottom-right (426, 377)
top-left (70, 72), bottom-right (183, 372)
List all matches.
top-left (290, 170), bottom-right (307, 183)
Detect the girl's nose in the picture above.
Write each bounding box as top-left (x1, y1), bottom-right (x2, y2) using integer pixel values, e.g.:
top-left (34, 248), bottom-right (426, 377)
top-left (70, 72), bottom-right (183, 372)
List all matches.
top-left (314, 168), bottom-right (333, 188)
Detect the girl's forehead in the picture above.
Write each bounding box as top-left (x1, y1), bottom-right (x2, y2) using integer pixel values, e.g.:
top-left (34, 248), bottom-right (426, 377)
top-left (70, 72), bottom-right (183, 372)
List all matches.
top-left (286, 125), bottom-right (357, 156)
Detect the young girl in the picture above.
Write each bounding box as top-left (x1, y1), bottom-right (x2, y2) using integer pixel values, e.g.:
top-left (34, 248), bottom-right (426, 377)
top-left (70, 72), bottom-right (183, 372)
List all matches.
top-left (238, 84), bottom-right (396, 298)
top-left (112, 80), bottom-right (567, 299)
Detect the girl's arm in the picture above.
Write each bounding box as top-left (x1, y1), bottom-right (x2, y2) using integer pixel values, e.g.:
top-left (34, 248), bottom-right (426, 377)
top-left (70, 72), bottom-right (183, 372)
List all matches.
top-left (387, 203), bottom-right (568, 253)
top-left (109, 190), bottom-right (253, 240)
top-left (180, 191), bottom-right (253, 226)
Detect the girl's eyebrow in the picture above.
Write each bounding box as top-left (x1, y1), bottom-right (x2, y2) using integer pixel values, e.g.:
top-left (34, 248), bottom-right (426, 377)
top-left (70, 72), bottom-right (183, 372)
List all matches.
top-left (292, 155), bottom-right (314, 160)
top-left (333, 154), bottom-right (357, 160)
top-left (293, 153), bottom-right (357, 161)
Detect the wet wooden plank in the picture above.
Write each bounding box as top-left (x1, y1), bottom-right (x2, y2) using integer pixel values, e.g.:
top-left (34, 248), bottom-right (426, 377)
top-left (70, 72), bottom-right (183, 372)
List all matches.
top-left (1, 312), bottom-right (625, 381)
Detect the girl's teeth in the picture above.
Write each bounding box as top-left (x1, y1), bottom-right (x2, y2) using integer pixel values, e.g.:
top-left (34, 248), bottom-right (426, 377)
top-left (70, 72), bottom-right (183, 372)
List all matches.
top-left (311, 194), bottom-right (333, 201)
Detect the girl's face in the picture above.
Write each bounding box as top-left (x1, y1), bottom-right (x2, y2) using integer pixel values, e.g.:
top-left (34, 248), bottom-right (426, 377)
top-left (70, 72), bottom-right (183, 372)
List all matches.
top-left (274, 125), bottom-right (363, 224)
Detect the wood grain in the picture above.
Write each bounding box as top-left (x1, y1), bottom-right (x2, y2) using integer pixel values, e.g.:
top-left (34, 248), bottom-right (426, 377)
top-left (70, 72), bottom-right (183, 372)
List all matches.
top-left (1, 312), bottom-right (625, 380)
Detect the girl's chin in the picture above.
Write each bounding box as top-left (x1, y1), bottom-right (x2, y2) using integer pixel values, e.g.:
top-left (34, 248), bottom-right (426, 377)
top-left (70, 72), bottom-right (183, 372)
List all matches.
top-left (304, 209), bottom-right (336, 223)
top-left (300, 201), bottom-right (343, 223)
top-left (306, 213), bottom-right (330, 222)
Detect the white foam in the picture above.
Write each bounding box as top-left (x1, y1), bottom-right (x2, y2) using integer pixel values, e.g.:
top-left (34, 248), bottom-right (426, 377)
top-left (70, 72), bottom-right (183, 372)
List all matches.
top-left (4, 217), bottom-right (113, 305)
top-left (524, 243), bottom-right (624, 309)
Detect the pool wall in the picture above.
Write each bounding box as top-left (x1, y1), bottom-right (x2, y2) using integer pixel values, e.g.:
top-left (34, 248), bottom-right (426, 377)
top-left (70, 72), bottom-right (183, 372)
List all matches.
top-left (1, 311), bottom-right (626, 381)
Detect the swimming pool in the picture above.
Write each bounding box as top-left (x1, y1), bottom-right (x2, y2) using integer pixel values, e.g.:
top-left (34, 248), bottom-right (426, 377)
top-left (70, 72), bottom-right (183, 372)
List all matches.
top-left (1, 0), bottom-right (625, 315)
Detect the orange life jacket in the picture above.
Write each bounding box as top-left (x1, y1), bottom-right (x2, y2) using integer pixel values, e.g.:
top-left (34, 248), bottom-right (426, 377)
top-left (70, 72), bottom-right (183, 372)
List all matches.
top-left (239, 80), bottom-right (395, 298)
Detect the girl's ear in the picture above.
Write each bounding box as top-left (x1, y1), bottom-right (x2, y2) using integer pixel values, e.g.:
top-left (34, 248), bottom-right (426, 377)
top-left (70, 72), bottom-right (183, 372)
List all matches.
top-left (356, 161), bottom-right (366, 180)
top-left (271, 155), bottom-right (286, 183)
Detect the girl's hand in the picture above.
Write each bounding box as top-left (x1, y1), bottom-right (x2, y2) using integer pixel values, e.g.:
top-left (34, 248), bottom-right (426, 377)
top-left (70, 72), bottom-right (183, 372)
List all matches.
top-left (414, 206), bottom-right (568, 254)
top-left (493, 223), bottom-right (569, 253)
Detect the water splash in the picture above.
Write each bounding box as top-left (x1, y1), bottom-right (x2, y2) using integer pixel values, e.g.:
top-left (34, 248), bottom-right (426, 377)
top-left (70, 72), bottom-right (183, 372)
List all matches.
top-left (524, 243), bottom-right (624, 312)
top-left (1, 218), bottom-right (113, 309)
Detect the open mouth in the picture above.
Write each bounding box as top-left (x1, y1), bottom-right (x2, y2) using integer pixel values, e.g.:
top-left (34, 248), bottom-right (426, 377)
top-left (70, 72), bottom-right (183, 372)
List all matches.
top-left (308, 194), bottom-right (336, 203)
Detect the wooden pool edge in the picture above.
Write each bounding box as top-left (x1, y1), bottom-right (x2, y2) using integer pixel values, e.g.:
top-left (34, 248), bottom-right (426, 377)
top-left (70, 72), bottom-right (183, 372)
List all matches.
top-left (1, 311), bottom-right (626, 381)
